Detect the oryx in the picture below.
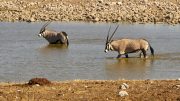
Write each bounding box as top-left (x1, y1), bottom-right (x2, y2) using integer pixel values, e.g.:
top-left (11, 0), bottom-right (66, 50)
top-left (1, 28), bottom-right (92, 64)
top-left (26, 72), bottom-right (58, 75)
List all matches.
top-left (38, 21), bottom-right (69, 45)
top-left (104, 25), bottom-right (154, 58)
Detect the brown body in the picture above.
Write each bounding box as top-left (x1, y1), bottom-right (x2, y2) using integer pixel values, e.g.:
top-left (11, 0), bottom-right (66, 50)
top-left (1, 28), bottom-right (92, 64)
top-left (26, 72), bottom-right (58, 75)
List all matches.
top-left (38, 22), bottom-right (69, 45)
top-left (40, 30), bottom-right (69, 45)
top-left (104, 25), bottom-right (154, 58)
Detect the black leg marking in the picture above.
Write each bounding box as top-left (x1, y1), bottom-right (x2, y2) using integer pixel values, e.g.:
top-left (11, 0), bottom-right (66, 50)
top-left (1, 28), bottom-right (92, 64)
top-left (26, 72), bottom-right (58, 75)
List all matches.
top-left (117, 54), bottom-right (121, 58)
top-left (125, 54), bottom-right (129, 58)
top-left (141, 49), bottom-right (147, 58)
top-left (139, 52), bottom-right (143, 58)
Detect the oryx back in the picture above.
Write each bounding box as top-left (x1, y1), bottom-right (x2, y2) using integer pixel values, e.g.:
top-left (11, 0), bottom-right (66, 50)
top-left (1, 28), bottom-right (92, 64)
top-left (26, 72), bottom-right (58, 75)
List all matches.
top-left (112, 38), bottom-right (149, 54)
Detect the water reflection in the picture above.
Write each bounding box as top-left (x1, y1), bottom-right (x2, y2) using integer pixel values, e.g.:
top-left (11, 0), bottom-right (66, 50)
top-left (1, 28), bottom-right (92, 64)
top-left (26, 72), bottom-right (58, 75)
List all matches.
top-left (105, 58), bottom-right (154, 79)
top-left (155, 52), bottom-right (180, 60)
top-left (39, 44), bottom-right (68, 59)
top-left (39, 44), bottom-right (68, 55)
top-left (106, 58), bottom-right (154, 69)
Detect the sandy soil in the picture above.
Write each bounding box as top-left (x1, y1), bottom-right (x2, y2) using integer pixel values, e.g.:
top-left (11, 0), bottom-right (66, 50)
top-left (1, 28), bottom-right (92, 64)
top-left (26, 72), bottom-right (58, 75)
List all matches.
top-left (0, 79), bottom-right (179, 101)
top-left (0, 0), bottom-right (180, 24)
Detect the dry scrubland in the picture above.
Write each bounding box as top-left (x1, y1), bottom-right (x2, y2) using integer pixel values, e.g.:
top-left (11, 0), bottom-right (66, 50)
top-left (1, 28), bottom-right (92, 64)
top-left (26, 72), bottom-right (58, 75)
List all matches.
top-left (0, 0), bottom-right (180, 100)
top-left (0, 0), bottom-right (180, 24)
top-left (0, 79), bottom-right (180, 101)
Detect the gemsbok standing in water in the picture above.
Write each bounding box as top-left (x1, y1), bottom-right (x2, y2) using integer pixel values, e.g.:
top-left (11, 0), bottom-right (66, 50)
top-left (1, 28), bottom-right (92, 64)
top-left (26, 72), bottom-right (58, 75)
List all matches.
top-left (38, 21), bottom-right (69, 45)
top-left (104, 25), bottom-right (154, 58)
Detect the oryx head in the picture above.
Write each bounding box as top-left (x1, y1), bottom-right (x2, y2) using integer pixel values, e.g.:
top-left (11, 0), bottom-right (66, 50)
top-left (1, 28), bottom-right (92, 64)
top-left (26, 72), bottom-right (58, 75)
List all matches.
top-left (104, 25), bottom-right (119, 53)
top-left (38, 21), bottom-right (52, 37)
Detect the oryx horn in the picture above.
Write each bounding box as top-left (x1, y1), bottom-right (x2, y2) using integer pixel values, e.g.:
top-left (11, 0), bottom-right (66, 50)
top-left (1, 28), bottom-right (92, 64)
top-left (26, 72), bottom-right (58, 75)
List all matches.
top-left (39, 21), bottom-right (52, 33)
top-left (106, 25), bottom-right (111, 43)
top-left (108, 25), bottom-right (119, 42)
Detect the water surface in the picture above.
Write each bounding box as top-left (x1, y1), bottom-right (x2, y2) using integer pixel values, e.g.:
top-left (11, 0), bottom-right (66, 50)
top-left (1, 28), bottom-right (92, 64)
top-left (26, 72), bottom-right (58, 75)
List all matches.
top-left (0, 22), bottom-right (180, 82)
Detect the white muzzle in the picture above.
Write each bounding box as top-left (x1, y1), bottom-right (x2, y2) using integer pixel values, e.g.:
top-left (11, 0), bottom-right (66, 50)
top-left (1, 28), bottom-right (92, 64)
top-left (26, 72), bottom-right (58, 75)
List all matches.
top-left (38, 34), bottom-right (42, 37)
top-left (104, 49), bottom-right (108, 53)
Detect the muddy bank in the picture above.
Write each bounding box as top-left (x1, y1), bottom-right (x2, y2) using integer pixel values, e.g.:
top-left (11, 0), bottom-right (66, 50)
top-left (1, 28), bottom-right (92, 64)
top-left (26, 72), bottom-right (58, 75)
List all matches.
top-left (0, 79), bottom-right (179, 100)
top-left (0, 0), bottom-right (180, 24)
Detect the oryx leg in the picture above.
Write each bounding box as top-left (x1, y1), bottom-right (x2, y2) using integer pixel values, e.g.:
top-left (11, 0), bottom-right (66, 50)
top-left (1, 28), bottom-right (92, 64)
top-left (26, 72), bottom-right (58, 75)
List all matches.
top-left (139, 52), bottom-right (143, 58)
top-left (125, 54), bottom-right (129, 58)
top-left (141, 49), bottom-right (148, 58)
top-left (117, 54), bottom-right (121, 58)
top-left (117, 48), bottom-right (125, 58)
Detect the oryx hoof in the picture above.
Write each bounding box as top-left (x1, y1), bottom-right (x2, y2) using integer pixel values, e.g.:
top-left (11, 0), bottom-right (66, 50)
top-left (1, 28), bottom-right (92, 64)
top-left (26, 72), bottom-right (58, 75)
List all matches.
top-left (116, 55), bottom-right (121, 58)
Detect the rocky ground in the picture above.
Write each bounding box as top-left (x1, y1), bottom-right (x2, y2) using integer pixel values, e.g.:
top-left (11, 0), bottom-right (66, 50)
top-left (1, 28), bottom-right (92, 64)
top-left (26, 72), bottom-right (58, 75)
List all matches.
top-left (0, 0), bottom-right (180, 24)
top-left (0, 79), bottom-right (179, 101)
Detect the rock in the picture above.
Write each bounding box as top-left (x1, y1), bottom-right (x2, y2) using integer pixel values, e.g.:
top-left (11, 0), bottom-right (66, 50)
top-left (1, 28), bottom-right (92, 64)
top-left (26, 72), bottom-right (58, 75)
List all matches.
top-left (116, 2), bottom-right (122, 5)
top-left (28, 78), bottom-right (51, 86)
top-left (141, 0), bottom-right (148, 4)
top-left (17, 90), bottom-right (21, 92)
top-left (98, 0), bottom-right (103, 3)
top-left (118, 91), bottom-right (128, 97)
top-left (93, 17), bottom-right (99, 22)
top-left (176, 85), bottom-right (180, 88)
top-left (120, 83), bottom-right (129, 90)
top-left (29, 17), bottom-right (36, 22)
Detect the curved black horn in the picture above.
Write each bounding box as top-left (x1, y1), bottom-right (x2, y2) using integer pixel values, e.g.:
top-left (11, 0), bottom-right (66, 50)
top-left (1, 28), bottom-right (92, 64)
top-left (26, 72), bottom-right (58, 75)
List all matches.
top-left (39, 21), bottom-right (52, 33)
top-left (108, 25), bottom-right (119, 42)
top-left (106, 25), bottom-right (111, 43)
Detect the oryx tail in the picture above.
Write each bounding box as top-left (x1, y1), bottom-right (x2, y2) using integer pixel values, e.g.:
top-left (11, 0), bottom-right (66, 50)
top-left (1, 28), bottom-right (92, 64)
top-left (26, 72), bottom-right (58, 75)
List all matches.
top-left (61, 31), bottom-right (69, 46)
top-left (143, 39), bottom-right (154, 56)
top-left (149, 44), bottom-right (154, 56)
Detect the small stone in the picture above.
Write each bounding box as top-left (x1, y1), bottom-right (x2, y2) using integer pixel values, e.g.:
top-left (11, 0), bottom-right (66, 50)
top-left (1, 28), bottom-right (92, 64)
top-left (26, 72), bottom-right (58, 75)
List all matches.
top-left (17, 90), bottom-right (21, 92)
top-left (30, 17), bottom-right (35, 22)
top-left (120, 83), bottom-right (129, 90)
top-left (116, 2), bottom-right (122, 5)
top-left (98, 0), bottom-right (103, 3)
top-left (28, 78), bottom-right (51, 86)
top-left (176, 85), bottom-right (180, 88)
top-left (35, 84), bottom-right (40, 87)
top-left (118, 91), bottom-right (128, 97)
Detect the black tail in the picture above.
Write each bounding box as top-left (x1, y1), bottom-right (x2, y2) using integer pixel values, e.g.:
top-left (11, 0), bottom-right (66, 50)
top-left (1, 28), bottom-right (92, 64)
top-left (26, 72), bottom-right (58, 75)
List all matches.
top-left (61, 31), bottom-right (69, 46)
top-left (66, 36), bottom-right (69, 46)
top-left (149, 44), bottom-right (154, 56)
top-left (143, 39), bottom-right (154, 57)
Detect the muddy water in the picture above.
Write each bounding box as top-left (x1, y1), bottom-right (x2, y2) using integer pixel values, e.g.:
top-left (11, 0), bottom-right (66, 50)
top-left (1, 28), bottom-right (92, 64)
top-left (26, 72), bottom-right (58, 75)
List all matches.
top-left (0, 22), bottom-right (180, 82)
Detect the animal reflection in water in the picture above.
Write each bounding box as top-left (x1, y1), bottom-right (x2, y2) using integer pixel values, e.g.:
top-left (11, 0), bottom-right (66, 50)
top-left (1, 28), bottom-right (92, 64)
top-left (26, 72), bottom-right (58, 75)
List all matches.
top-left (38, 21), bottom-right (69, 46)
top-left (106, 58), bottom-right (154, 70)
top-left (104, 25), bottom-right (154, 58)
top-left (39, 44), bottom-right (68, 54)
top-left (105, 58), bottom-right (154, 79)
